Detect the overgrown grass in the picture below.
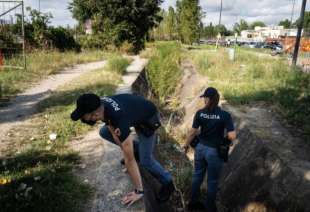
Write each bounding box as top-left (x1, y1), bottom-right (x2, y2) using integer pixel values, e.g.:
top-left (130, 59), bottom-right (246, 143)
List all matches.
top-left (105, 55), bottom-right (130, 75)
top-left (191, 48), bottom-right (310, 140)
top-left (144, 42), bottom-right (192, 209)
top-left (236, 46), bottom-right (272, 54)
top-left (0, 50), bottom-right (110, 100)
top-left (145, 41), bottom-right (182, 102)
top-left (0, 66), bottom-right (123, 211)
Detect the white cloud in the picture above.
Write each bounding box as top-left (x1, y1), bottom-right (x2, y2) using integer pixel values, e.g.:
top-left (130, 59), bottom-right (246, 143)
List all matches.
top-left (23, 0), bottom-right (77, 27)
top-left (3, 0), bottom-right (308, 28)
top-left (162, 0), bottom-right (310, 29)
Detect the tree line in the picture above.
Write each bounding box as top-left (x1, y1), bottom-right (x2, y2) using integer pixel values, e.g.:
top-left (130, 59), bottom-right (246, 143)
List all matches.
top-left (2, 0), bottom-right (309, 55)
top-left (0, 7), bottom-right (80, 55)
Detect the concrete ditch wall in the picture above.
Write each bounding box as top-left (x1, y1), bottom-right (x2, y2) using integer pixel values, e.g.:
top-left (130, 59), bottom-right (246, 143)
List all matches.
top-left (218, 105), bottom-right (310, 212)
top-left (131, 58), bottom-right (310, 212)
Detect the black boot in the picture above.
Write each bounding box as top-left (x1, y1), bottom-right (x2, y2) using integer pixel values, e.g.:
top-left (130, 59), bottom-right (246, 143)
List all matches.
top-left (205, 195), bottom-right (217, 212)
top-left (187, 201), bottom-right (206, 211)
top-left (156, 181), bottom-right (175, 202)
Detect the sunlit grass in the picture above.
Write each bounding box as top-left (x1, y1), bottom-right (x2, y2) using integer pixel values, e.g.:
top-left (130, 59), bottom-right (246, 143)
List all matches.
top-left (0, 62), bottom-right (124, 212)
top-left (0, 50), bottom-right (111, 99)
top-left (105, 55), bottom-right (130, 75)
top-left (190, 48), bottom-right (310, 140)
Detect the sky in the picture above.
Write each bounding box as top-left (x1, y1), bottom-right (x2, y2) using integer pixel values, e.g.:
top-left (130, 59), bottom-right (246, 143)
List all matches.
top-left (3, 0), bottom-right (310, 28)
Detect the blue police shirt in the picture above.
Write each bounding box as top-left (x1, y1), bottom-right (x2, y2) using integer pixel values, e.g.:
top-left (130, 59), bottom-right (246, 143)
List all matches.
top-left (192, 106), bottom-right (235, 148)
top-left (101, 94), bottom-right (157, 142)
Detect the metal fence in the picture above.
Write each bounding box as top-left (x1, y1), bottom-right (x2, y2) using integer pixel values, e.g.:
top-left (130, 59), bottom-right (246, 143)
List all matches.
top-left (297, 28), bottom-right (310, 72)
top-left (0, 0), bottom-right (25, 70)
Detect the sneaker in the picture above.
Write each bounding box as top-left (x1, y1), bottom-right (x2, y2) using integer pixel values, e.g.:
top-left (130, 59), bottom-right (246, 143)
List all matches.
top-left (156, 181), bottom-right (175, 202)
top-left (187, 201), bottom-right (206, 211)
top-left (120, 158), bottom-right (125, 165)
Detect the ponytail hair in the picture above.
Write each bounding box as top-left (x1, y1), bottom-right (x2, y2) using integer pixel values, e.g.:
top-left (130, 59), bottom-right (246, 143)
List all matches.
top-left (206, 92), bottom-right (220, 112)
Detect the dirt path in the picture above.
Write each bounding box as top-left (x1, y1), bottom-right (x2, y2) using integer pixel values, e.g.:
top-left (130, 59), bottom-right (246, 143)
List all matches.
top-left (69, 56), bottom-right (148, 212)
top-left (0, 61), bottom-right (106, 153)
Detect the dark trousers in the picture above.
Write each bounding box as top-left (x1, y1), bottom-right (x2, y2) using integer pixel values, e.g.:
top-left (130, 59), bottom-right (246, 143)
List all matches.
top-left (99, 126), bottom-right (172, 185)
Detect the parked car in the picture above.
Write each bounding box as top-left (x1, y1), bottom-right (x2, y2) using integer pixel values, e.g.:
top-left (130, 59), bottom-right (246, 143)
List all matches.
top-left (248, 42), bottom-right (256, 48)
top-left (254, 42), bottom-right (264, 48)
top-left (262, 44), bottom-right (276, 50)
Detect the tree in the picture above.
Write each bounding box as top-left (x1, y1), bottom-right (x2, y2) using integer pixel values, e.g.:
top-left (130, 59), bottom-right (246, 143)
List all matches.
top-left (278, 19), bottom-right (291, 29)
top-left (295, 11), bottom-right (310, 36)
top-left (4, 7), bottom-right (79, 51)
top-left (215, 24), bottom-right (229, 36)
top-left (250, 21), bottom-right (266, 29)
top-left (70, 0), bottom-right (163, 52)
top-left (203, 22), bottom-right (216, 38)
top-left (165, 7), bottom-right (178, 40)
top-left (176, 0), bottom-right (203, 44)
top-left (233, 19), bottom-right (249, 35)
top-left (149, 8), bottom-right (177, 41)
top-left (303, 11), bottom-right (310, 36)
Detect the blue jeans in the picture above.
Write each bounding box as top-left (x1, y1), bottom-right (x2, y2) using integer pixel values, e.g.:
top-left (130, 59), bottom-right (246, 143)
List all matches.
top-left (191, 143), bottom-right (223, 210)
top-left (99, 126), bottom-right (172, 185)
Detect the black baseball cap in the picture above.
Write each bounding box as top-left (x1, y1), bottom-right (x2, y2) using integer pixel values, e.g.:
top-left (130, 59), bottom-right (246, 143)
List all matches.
top-left (200, 87), bottom-right (218, 98)
top-left (71, 93), bottom-right (101, 121)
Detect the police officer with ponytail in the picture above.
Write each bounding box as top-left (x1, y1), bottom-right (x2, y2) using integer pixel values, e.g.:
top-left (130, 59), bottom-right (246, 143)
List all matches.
top-left (184, 87), bottom-right (236, 212)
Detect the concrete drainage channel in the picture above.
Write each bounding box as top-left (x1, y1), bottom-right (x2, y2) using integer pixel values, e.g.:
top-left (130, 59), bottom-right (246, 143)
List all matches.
top-left (217, 104), bottom-right (310, 212)
top-left (73, 56), bottom-right (310, 212)
top-left (131, 61), bottom-right (310, 211)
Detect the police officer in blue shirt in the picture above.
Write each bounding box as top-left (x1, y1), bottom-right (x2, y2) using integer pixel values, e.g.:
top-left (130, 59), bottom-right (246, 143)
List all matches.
top-left (183, 87), bottom-right (236, 212)
top-left (71, 93), bottom-right (175, 206)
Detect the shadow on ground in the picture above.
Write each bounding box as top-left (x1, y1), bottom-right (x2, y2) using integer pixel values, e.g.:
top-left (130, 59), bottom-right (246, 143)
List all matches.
top-left (0, 149), bottom-right (91, 212)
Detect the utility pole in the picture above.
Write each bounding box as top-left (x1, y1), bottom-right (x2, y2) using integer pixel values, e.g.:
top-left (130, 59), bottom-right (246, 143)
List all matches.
top-left (38, 0), bottom-right (41, 12)
top-left (290, 0), bottom-right (296, 27)
top-left (216, 0), bottom-right (223, 50)
top-left (219, 0), bottom-right (223, 26)
top-left (292, 0), bottom-right (307, 66)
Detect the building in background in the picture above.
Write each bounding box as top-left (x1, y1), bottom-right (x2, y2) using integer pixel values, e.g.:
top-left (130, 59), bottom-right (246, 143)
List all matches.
top-left (241, 26), bottom-right (301, 42)
top-left (84, 19), bottom-right (92, 35)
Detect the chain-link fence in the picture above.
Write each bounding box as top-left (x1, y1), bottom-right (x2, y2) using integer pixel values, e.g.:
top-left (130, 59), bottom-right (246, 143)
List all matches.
top-left (297, 27), bottom-right (310, 72)
top-left (0, 0), bottom-right (25, 70)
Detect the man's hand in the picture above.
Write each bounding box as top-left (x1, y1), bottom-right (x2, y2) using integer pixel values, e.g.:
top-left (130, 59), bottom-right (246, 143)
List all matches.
top-left (108, 125), bottom-right (121, 137)
top-left (121, 191), bottom-right (143, 206)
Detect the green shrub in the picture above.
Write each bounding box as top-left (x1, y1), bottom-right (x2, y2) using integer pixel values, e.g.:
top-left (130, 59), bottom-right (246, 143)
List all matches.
top-left (48, 27), bottom-right (81, 52)
top-left (146, 42), bottom-right (182, 101)
top-left (106, 55), bottom-right (130, 75)
top-left (78, 34), bottom-right (109, 50)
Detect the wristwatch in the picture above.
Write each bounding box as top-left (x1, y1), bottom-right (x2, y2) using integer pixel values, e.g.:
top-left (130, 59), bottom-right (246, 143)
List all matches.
top-left (134, 189), bottom-right (144, 195)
